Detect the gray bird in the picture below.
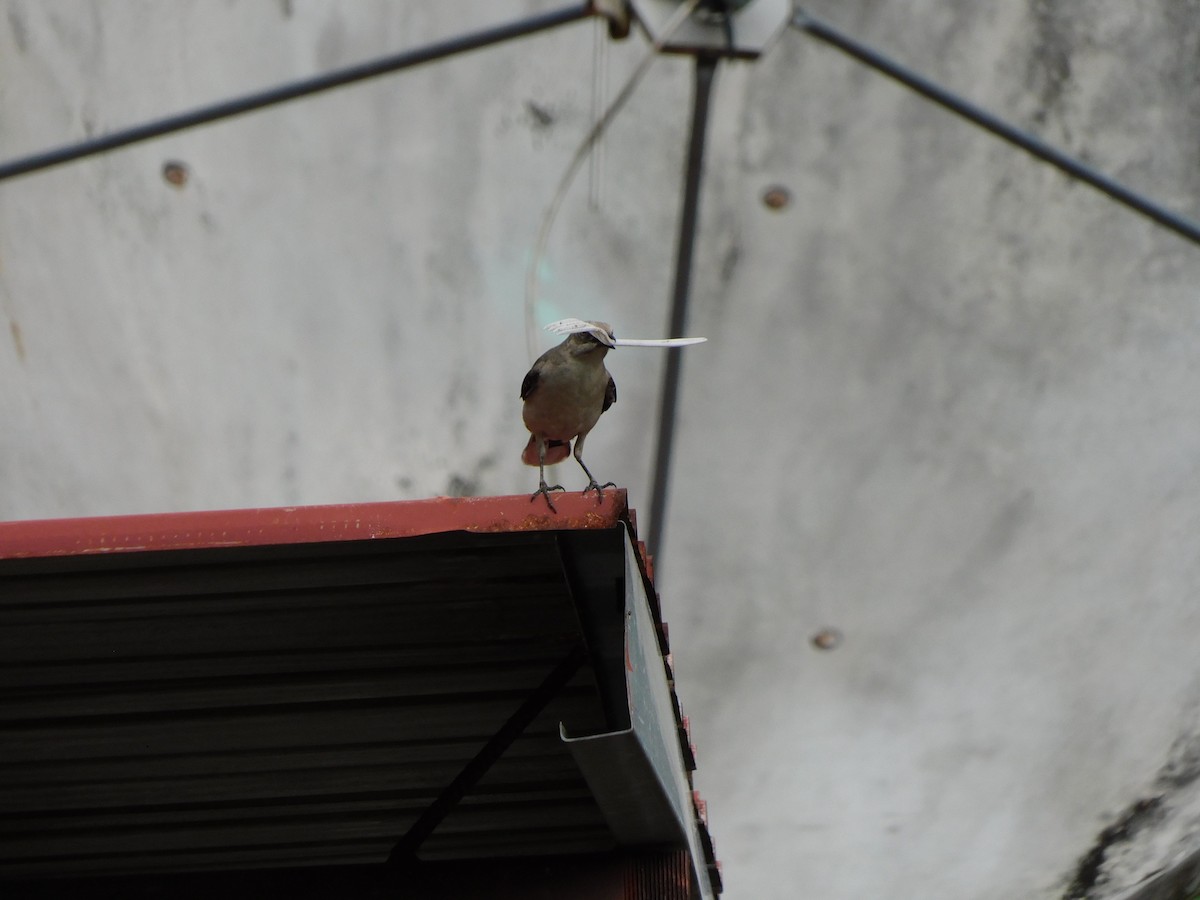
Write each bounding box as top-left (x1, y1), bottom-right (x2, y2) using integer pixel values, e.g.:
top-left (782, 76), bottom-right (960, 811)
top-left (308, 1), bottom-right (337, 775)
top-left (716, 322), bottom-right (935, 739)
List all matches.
top-left (520, 321), bottom-right (618, 511)
top-left (520, 318), bottom-right (707, 511)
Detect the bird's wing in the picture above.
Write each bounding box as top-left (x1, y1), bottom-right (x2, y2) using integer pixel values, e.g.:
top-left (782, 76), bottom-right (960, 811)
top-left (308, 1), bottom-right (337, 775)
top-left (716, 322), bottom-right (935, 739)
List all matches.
top-left (602, 375), bottom-right (616, 413)
top-left (520, 363), bottom-right (541, 401)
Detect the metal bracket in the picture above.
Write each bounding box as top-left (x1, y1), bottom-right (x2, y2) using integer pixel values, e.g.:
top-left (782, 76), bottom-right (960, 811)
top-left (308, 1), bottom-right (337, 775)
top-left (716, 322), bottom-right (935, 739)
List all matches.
top-left (592, 0), bottom-right (633, 39)
top-left (628, 0), bottom-right (791, 59)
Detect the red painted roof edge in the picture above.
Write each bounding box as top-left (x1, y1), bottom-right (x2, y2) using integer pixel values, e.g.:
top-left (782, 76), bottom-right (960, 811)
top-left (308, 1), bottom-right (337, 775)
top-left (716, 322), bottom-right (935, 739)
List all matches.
top-left (0, 490), bottom-right (629, 560)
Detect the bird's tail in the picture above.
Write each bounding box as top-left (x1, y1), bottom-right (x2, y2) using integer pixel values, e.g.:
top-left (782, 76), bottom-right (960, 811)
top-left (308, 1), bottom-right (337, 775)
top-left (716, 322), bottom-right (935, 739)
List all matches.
top-left (522, 435), bottom-right (571, 467)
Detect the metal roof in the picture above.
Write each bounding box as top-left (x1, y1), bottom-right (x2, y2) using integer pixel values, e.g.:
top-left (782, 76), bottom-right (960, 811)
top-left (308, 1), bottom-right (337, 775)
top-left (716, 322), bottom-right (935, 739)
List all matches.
top-left (0, 492), bottom-right (720, 898)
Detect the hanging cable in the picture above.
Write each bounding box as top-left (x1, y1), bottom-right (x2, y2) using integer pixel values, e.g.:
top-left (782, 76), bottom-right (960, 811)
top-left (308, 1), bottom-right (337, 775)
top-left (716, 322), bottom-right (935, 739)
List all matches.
top-left (525, 0), bottom-right (705, 361)
top-left (588, 18), bottom-right (610, 210)
top-left (0, 3), bottom-right (593, 183)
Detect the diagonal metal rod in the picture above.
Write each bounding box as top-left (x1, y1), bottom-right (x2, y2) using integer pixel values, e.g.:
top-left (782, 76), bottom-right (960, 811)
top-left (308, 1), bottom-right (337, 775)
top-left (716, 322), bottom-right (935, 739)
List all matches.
top-left (648, 54), bottom-right (719, 558)
top-left (386, 642), bottom-right (587, 867)
top-left (791, 8), bottom-right (1200, 247)
top-left (0, 2), bottom-right (594, 183)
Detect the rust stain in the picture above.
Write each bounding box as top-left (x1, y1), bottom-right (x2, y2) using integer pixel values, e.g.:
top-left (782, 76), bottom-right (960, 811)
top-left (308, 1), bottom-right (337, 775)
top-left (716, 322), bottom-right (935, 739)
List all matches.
top-left (9, 319), bottom-right (25, 363)
top-left (468, 491), bottom-right (627, 533)
top-left (636, 540), bottom-right (654, 581)
top-left (518, 510), bottom-right (601, 531)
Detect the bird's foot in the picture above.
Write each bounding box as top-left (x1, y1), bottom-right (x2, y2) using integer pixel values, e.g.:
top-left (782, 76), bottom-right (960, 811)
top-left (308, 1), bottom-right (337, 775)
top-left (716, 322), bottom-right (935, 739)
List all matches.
top-left (582, 479), bottom-right (617, 503)
top-left (531, 480), bottom-right (566, 512)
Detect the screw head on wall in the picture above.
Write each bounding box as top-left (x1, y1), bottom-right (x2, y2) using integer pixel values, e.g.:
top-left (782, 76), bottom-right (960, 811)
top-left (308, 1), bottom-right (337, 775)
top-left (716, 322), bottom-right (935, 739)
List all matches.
top-left (161, 160), bottom-right (189, 188)
top-left (762, 185), bottom-right (790, 210)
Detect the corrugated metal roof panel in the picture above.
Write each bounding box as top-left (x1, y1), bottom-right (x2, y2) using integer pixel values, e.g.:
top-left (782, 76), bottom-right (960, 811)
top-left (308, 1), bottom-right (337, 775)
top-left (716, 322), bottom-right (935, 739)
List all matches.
top-left (0, 527), bottom-right (609, 877)
top-left (0, 491), bottom-right (721, 897)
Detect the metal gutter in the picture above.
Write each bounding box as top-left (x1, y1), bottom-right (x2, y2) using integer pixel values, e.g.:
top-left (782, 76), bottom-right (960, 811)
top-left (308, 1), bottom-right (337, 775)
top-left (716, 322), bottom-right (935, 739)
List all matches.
top-left (563, 527), bottom-right (720, 900)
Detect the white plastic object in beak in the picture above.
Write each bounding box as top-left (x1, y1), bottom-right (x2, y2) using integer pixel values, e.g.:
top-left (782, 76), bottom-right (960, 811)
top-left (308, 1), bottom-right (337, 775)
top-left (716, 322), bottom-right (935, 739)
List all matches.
top-left (544, 317), bottom-right (706, 347)
top-left (612, 336), bottom-right (707, 347)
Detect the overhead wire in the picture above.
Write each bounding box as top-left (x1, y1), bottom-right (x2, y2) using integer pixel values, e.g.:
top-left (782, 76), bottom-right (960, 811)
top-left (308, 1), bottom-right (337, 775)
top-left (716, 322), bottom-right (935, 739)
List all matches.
top-left (790, 8), bottom-right (1200, 248)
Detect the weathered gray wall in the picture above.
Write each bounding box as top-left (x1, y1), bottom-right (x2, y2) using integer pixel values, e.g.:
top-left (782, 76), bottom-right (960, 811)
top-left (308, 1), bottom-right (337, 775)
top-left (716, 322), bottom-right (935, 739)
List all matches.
top-left (4, 2), bottom-right (1200, 898)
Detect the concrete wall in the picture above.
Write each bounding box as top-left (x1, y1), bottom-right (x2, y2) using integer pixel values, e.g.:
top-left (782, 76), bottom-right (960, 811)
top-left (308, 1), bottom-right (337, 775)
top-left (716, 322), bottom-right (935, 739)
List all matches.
top-left (4, 2), bottom-right (1200, 897)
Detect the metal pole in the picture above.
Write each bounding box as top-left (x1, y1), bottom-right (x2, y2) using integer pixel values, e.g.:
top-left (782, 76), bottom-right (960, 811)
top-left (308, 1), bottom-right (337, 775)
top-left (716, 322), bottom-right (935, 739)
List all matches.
top-left (648, 54), bottom-right (719, 558)
top-left (0, 3), bottom-right (594, 183)
top-left (791, 8), bottom-right (1200, 248)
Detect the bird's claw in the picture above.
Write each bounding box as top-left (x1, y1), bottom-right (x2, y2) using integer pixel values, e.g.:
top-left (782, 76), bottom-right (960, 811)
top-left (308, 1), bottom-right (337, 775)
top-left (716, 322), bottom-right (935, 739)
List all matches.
top-left (582, 479), bottom-right (617, 502)
top-left (531, 481), bottom-right (566, 512)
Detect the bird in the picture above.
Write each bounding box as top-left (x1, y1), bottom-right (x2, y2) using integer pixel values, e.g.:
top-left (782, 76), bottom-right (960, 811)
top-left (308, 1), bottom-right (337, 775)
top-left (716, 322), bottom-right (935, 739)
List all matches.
top-left (520, 318), bottom-right (707, 511)
top-left (520, 321), bottom-right (618, 511)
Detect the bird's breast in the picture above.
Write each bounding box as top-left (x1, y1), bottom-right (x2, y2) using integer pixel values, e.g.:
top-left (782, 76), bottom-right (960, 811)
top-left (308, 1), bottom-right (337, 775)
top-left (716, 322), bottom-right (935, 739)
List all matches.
top-left (522, 359), bottom-right (611, 441)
